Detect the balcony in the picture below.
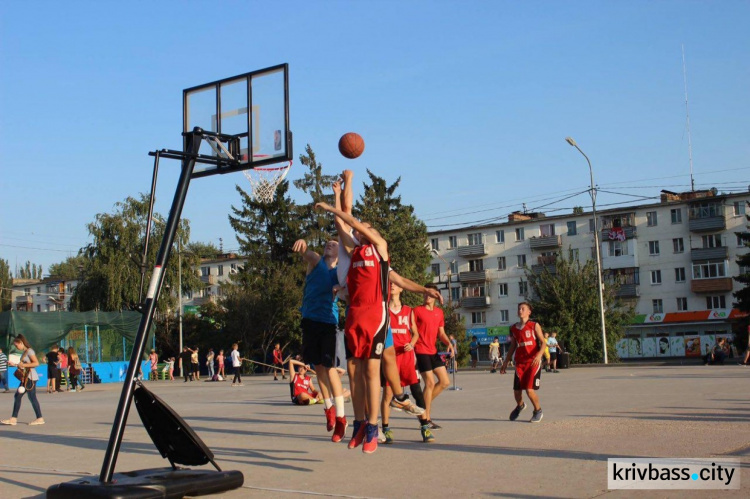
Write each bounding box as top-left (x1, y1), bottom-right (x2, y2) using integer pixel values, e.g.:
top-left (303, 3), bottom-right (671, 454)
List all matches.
top-left (691, 246), bottom-right (728, 261)
top-left (690, 277), bottom-right (733, 293)
top-left (531, 255), bottom-right (557, 275)
top-left (615, 283), bottom-right (639, 298)
top-left (460, 296), bottom-right (491, 308)
top-left (601, 226), bottom-right (637, 240)
top-left (688, 205), bottom-right (725, 232)
top-left (529, 235), bottom-right (562, 250)
top-left (200, 274), bottom-right (217, 285)
top-left (191, 295), bottom-right (218, 305)
top-left (15, 295), bottom-right (33, 305)
top-left (459, 270), bottom-right (488, 282)
top-left (457, 244), bottom-right (487, 257)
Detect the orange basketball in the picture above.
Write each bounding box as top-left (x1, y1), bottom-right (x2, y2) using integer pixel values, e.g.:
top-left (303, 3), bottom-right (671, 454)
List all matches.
top-left (338, 132), bottom-right (365, 159)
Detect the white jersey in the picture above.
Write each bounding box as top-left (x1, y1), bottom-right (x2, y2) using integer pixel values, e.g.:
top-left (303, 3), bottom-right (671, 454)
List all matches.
top-left (336, 229), bottom-right (360, 301)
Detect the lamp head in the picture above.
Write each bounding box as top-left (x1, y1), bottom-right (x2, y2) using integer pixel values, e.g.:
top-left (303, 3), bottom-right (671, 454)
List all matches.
top-left (565, 137), bottom-right (577, 147)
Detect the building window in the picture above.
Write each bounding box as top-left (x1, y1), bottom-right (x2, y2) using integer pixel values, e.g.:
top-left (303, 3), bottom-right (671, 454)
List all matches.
top-left (515, 228), bottom-right (525, 241)
top-left (497, 257), bottom-right (506, 271)
top-left (518, 281), bottom-right (528, 295)
top-left (570, 248), bottom-right (579, 261)
top-left (737, 233), bottom-right (746, 247)
top-left (500, 310), bottom-right (509, 322)
top-left (471, 312), bottom-right (486, 325)
top-left (449, 261), bottom-right (458, 274)
top-left (652, 299), bottom-right (663, 314)
top-left (201, 267), bottom-right (209, 276)
top-left (37, 305), bottom-right (41, 312)
top-left (451, 287), bottom-right (460, 302)
top-left (517, 255), bottom-right (527, 268)
top-left (24, 288), bottom-right (30, 296)
top-left (495, 230), bottom-right (504, 243)
top-left (567, 221), bottom-right (577, 236)
top-left (671, 208), bottom-right (682, 224)
top-left (469, 259), bottom-right (484, 272)
top-left (431, 263), bottom-right (440, 276)
top-left (449, 236), bottom-right (457, 248)
top-left (36, 287), bottom-right (41, 295)
top-left (702, 234), bottom-right (722, 248)
top-left (692, 260), bottom-right (727, 279)
top-left (733, 201), bottom-right (746, 216)
top-left (430, 238), bottom-right (439, 251)
top-left (608, 240), bottom-right (628, 257)
top-left (648, 241), bottom-right (660, 255)
top-left (672, 238), bottom-right (684, 253)
top-left (462, 284), bottom-right (486, 298)
top-left (540, 223), bottom-right (555, 237)
top-left (467, 233), bottom-right (482, 245)
top-left (675, 267), bottom-right (686, 283)
top-left (498, 283), bottom-right (508, 297)
top-left (217, 265), bottom-right (224, 276)
top-left (650, 270), bottom-right (662, 284)
top-left (677, 297), bottom-right (688, 311)
top-left (706, 295), bottom-right (727, 309)
top-left (589, 218), bottom-right (596, 232)
top-left (646, 211), bottom-right (658, 227)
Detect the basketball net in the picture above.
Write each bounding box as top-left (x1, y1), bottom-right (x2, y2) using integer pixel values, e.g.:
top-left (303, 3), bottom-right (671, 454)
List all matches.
top-left (242, 161), bottom-right (292, 203)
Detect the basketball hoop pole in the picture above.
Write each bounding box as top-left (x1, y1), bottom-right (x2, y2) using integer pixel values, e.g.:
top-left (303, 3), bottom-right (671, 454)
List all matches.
top-left (99, 130), bottom-right (202, 483)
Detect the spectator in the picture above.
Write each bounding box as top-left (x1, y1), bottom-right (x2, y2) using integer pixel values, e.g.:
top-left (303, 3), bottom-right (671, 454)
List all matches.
top-left (46, 345), bottom-right (60, 394)
top-left (288, 358), bottom-right (322, 405)
top-left (449, 334), bottom-right (459, 371)
top-left (179, 347), bottom-right (193, 382)
top-left (547, 332), bottom-right (560, 373)
top-left (162, 357), bottom-right (175, 381)
top-left (191, 347), bottom-right (200, 381)
top-left (206, 349), bottom-right (215, 379)
top-left (58, 347), bottom-right (69, 391)
top-left (542, 332), bottom-right (551, 373)
top-left (149, 349), bottom-right (159, 381)
top-left (230, 343), bottom-right (243, 386)
top-left (489, 337), bottom-right (501, 373)
top-left (2, 334), bottom-right (44, 425)
top-left (704, 338), bottom-right (727, 365)
top-left (67, 347), bottom-right (85, 392)
top-left (272, 343), bottom-right (286, 381)
top-left (0, 347), bottom-right (8, 392)
top-left (217, 349), bottom-right (226, 380)
top-left (469, 336), bottom-right (479, 369)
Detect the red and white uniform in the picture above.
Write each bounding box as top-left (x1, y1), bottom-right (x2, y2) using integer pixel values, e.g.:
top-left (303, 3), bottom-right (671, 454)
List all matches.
top-left (413, 305), bottom-right (445, 355)
top-left (291, 374), bottom-right (317, 398)
top-left (510, 320), bottom-right (541, 390)
top-left (389, 305), bottom-right (419, 387)
top-left (345, 243), bottom-right (390, 359)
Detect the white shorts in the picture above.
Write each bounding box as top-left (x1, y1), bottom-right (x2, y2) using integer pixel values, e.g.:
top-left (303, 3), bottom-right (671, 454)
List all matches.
top-left (336, 230), bottom-right (359, 301)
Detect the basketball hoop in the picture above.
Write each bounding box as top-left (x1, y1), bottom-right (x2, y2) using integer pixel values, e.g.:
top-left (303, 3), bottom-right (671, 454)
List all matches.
top-left (242, 161), bottom-right (292, 203)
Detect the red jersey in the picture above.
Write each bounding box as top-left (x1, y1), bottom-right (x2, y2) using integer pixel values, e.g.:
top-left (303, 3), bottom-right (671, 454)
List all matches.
top-left (389, 305), bottom-right (413, 354)
top-left (413, 305), bottom-right (445, 355)
top-left (510, 320), bottom-right (540, 364)
top-left (273, 349), bottom-right (283, 364)
top-left (347, 243), bottom-right (389, 308)
top-left (291, 374), bottom-right (315, 397)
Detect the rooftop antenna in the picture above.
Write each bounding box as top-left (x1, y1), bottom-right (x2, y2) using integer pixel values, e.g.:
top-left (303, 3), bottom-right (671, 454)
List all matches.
top-left (522, 203), bottom-right (527, 214)
top-left (219, 237), bottom-right (224, 253)
top-left (682, 44), bottom-right (695, 192)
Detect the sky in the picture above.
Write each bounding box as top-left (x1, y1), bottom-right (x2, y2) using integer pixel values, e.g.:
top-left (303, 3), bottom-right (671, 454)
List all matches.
top-left (1, 1), bottom-right (749, 276)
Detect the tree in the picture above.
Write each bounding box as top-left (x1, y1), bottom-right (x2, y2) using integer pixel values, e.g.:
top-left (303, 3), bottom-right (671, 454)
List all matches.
top-left (48, 255), bottom-right (87, 280)
top-left (733, 202), bottom-right (750, 348)
top-left (17, 261), bottom-right (43, 279)
top-left (0, 259), bottom-right (12, 311)
top-left (441, 302), bottom-right (468, 367)
top-left (185, 241), bottom-right (221, 259)
top-left (72, 194), bottom-right (203, 313)
top-left (353, 170), bottom-right (432, 306)
top-left (525, 249), bottom-right (633, 364)
top-left (293, 144), bottom-right (339, 248)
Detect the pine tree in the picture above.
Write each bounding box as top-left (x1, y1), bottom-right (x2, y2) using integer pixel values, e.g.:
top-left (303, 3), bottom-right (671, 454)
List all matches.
top-left (0, 259), bottom-right (12, 311)
top-left (732, 202), bottom-right (750, 348)
top-left (293, 144), bottom-right (338, 249)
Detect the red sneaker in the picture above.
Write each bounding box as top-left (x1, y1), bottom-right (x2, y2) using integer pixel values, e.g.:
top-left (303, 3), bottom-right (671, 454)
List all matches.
top-left (332, 416), bottom-right (348, 443)
top-left (347, 420), bottom-right (366, 449)
top-left (362, 423), bottom-right (378, 454)
top-left (324, 406), bottom-right (335, 432)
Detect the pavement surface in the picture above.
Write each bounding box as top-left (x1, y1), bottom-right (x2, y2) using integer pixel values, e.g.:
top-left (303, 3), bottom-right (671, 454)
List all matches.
top-left (0, 365), bottom-right (748, 498)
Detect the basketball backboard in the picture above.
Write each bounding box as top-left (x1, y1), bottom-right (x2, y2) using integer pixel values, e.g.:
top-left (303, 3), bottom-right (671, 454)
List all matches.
top-left (183, 63), bottom-right (291, 178)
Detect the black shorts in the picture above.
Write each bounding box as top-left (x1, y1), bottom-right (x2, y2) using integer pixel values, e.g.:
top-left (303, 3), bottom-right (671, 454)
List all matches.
top-left (550, 351), bottom-right (558, 361)
top-left (48, 366), bottom-right (59, 379)
top-left (302, 318), bottom-right (337, 368)
top-left (416, 353), bottom-right (445, 373)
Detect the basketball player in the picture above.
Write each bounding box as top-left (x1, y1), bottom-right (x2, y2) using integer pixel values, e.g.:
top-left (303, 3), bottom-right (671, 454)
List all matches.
top-left (500, 302), bottom-right (545, 423)
top-left (315, 200), bottom-right (388, 454)
top-left (382, 281), bottom-right (435, 444)
top-left (412, 284), bottom-right (454, 430)
top-left (292, 238), bottom-right (348, 443)
top-left (288, 358), bottom-right (323, 405)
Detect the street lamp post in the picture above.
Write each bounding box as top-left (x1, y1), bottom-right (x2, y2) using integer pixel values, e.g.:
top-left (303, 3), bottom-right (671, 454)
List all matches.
top-left (177, 237), bottom-right (183, 354)
top-left (565, 137), bottom-right (608, 364)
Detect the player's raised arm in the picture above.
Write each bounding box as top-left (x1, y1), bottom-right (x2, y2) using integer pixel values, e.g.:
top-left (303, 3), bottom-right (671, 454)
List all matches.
top-left (389, 270), bottom-right (444, 304)
top-left (292, 239), bottom-right (321, 273)
top-left (315, 202), bottom-right (388, 261)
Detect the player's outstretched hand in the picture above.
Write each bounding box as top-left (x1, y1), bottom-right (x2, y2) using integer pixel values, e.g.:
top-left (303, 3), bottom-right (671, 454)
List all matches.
top-left (292, 239), bottom-right (307, 253)
top-left (315, 202), bottom-right (333, 212)
top-left (425, 287), bottom-right (444, 304)
top-left (332, 180), bottom-right (342, 195)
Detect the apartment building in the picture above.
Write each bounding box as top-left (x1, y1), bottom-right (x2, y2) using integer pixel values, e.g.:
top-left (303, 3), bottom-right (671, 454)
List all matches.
top-left (428, 189), bottom-right (749, 359)
top-left (11, 278), bottom-right (78, 312)
top-left (180, 253), bottom-right (246, 313)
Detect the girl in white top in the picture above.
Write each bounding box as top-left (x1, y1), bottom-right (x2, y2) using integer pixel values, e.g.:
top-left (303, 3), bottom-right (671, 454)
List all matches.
top-left (2, 334), bottom-right (44, 426)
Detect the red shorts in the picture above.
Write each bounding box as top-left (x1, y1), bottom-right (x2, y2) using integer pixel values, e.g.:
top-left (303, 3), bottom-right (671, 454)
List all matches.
top-left (513, 361), bottom-right (541, 391)
top-left (396, 350), bottom-right (419, 387)
top-left (345, 304), bottom-right (388, 360)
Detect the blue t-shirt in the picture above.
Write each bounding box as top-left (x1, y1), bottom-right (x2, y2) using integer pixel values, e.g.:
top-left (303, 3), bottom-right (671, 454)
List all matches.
top-left (469, 341), bottom-right (478, 353)
top-left (300, 258), bottom-right (339, 324)
top-left (547, 337), bottom-right (559, 353)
